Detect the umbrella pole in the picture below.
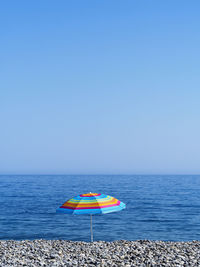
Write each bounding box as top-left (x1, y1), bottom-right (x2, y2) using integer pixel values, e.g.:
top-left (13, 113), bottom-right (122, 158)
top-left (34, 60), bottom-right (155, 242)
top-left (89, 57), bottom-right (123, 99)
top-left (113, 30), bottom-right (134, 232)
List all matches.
top-left (90, 214), bottom-right (93, 242)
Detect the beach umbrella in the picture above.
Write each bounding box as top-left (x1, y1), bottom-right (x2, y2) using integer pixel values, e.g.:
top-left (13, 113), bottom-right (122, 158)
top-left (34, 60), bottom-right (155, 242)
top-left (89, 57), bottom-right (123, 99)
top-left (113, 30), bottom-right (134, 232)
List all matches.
top-left (56, 192), bottom-right (126, 242)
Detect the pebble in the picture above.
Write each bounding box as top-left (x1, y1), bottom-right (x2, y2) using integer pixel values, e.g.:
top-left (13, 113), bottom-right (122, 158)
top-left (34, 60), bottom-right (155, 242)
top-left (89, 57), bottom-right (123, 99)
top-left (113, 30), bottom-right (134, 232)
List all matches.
top-left (1, 240), bottom-right (200, 266)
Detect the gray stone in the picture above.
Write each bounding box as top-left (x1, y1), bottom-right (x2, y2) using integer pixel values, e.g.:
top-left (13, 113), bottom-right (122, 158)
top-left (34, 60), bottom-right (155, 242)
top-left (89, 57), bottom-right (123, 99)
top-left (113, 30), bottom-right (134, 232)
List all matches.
top-left (1, 239), bottom-right (200, 266)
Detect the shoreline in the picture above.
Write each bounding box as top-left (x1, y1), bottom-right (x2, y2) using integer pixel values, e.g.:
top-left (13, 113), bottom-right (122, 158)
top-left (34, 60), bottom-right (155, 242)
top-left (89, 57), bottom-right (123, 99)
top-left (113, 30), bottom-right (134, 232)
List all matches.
top-left (1, 240), bottom-right (200, 266)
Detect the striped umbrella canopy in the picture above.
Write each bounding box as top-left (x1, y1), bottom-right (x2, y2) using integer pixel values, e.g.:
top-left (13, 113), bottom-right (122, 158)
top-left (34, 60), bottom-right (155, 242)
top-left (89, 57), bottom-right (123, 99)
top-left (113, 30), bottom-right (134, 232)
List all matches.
top-left (56, 192), bottom-right (126, 241)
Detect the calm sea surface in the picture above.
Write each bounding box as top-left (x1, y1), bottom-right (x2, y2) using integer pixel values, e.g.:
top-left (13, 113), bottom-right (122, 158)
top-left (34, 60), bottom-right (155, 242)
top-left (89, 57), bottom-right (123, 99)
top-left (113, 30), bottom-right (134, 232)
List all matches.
top-left (1, 175), bottom-right (200, 242)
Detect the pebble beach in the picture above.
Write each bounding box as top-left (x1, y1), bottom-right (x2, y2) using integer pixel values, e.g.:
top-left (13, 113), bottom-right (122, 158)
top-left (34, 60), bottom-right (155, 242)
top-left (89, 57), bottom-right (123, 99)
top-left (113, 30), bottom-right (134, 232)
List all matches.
top-left (1, 240), bottom-right (200, 267)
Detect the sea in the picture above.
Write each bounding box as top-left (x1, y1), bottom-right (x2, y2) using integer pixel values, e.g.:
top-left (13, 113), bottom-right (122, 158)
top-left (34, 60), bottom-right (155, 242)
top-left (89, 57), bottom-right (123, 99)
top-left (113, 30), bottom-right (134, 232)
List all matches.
top-left (1, 175), bottom-right (200, 242)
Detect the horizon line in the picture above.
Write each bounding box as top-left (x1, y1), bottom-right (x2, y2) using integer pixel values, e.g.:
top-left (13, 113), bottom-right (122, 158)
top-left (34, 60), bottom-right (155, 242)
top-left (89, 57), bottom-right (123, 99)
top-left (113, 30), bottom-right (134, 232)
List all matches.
top-left (0, 173), bottom-right (200, 176)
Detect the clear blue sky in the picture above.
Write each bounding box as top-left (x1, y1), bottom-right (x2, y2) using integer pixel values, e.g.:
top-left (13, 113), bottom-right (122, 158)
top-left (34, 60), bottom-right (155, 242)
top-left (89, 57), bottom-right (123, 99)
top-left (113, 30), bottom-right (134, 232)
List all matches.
top-left (1, 1), bottom-right (200, 174)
